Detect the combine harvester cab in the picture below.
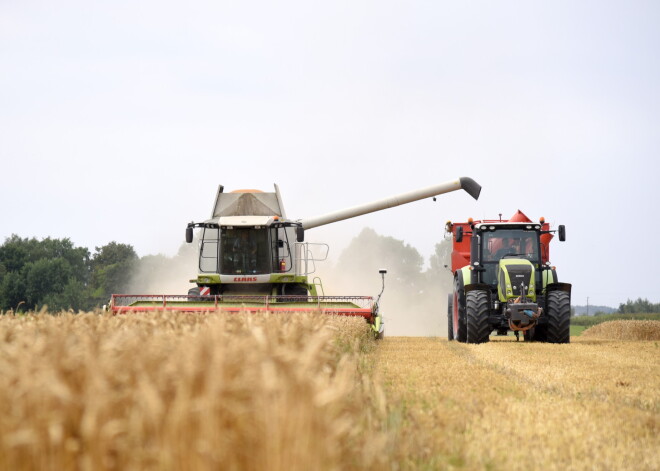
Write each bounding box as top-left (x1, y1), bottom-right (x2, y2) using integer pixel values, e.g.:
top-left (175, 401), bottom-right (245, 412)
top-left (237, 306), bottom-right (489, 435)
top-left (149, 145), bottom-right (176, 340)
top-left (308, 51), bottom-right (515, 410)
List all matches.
top-left (111, 177), bottom-right (481, 338)
top-left (446, 210), bottom-right (571, 344)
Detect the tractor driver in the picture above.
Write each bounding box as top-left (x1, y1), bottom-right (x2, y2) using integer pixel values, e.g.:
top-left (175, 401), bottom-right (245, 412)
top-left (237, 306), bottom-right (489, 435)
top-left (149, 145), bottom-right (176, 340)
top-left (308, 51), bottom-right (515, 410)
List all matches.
top-left (495, 238), bottom-right (521, 259)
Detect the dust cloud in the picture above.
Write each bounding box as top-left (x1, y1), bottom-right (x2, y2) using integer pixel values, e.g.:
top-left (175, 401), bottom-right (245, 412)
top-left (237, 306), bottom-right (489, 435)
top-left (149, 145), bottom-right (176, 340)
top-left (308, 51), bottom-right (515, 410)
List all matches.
top-left (127, 229), bottom-right (455, 337)
top-left (128, 241), bottom-right (198, 295)
top-left (315, 228), bottom-right (454, 337)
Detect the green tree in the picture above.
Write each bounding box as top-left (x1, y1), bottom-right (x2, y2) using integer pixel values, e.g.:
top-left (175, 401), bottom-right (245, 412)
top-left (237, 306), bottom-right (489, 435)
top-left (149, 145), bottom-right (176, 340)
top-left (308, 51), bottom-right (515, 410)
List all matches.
top-left (0, 272), bottom-right (25, 311)
top-left (89, 242), bottom-right (138, 304)
top-left (618, 298), bottom-right (660, 314)
top-left (0, 235), bottom-right (92, 311)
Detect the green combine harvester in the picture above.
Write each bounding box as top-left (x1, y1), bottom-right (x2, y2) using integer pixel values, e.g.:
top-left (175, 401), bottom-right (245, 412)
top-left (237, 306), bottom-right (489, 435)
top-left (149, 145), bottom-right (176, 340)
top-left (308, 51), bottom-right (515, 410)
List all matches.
top-left (110, 177), bottom-right (481, 338)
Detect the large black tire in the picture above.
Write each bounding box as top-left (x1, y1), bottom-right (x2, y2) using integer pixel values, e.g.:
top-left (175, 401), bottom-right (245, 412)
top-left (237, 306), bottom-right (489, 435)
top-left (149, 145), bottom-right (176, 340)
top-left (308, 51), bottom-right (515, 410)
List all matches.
top-left (546, 291), bottom-right (571, 343)
top-left (529, 323), bottom-right (548, 342)
top-left (454, 275), bottom-right (468, 342)
top-left (447, 293), bottom-right (454, 341)
top-left (188, 286), bottom-right (201, 297)
top-left (466, 290), bottom-right (491, 344)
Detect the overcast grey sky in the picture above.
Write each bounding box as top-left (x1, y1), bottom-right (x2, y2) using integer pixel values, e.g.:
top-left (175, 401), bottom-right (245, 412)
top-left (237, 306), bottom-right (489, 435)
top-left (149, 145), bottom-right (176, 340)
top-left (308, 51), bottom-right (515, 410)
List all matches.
top-left (1, 0), bottom-right (658, 309)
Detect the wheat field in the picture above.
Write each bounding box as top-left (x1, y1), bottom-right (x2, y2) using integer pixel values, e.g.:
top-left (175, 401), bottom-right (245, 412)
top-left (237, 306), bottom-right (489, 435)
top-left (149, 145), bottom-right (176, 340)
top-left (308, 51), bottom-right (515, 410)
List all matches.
top-left (0, 311), bottom-right (387, 471)
top-left (0, 312), bottom-right (658, 470)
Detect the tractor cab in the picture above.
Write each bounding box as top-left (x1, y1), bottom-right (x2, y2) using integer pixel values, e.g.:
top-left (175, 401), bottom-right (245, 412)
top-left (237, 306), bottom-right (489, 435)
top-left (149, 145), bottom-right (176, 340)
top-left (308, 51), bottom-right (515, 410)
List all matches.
top-left (472, 223), bottom-right (544, 303)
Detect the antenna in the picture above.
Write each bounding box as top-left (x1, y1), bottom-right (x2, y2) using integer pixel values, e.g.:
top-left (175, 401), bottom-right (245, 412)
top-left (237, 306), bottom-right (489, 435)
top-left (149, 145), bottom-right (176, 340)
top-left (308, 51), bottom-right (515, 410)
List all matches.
top-left (376, 269), bottom-right (387, 305)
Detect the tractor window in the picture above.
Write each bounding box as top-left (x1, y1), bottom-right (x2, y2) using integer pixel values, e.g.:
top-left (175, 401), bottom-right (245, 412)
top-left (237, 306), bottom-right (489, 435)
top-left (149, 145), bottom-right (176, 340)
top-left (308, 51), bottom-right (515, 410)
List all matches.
top-left (219, 228), bottom-right (271, 275)
top-left (480, 229), bottom-right (540, 286)
top-left (483, 230), bottom-right (539, 262)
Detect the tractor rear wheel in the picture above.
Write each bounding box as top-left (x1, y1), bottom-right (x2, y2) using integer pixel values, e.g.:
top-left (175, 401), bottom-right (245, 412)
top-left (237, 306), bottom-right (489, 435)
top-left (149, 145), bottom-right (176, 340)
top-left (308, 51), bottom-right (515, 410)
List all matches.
top-left (546, 291), bottom-right (570, 343)
top-left (466, 290), bottom-right (491, 344)
top-left (447, 294), bottom-right (454, 341)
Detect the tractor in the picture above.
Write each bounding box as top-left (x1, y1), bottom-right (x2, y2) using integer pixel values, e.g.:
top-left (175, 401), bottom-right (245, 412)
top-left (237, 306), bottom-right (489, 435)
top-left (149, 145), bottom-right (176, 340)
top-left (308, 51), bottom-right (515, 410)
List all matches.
top-left (446, 210), bottom-right (571, 343)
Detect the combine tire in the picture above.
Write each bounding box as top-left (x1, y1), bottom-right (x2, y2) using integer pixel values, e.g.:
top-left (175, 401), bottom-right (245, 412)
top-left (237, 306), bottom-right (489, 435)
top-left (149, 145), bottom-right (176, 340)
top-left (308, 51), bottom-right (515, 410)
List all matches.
top-left (466, 290), bottom-right (491, 344)
top-left (447, 294), bottom-right (454, 341)
top-left (188, 287), bottom-right (201, 297)
top-left (546, 291), bottom-right (570, 343)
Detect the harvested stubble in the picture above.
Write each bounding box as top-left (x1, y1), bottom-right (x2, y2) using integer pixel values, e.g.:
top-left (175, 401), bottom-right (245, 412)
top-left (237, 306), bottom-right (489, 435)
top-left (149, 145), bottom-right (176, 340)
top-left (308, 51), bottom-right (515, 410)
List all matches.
top-left (581, 319), bottom-right (660, 340)
top-left (0, 311), bottom-right (387, 471)
top-left (376, 336), bottom-right (659, 471)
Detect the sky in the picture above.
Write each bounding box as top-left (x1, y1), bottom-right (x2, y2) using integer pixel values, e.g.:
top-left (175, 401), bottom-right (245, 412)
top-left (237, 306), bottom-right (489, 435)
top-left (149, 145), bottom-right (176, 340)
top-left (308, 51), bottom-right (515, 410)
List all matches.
top-left (1, 0), bottom-right (658, 311)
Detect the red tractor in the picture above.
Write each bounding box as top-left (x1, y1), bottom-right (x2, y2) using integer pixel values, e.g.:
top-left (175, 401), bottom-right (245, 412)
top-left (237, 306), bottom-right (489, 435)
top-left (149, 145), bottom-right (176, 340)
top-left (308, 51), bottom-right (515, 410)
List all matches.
top-left (446, 210), bottom-right (571, 343)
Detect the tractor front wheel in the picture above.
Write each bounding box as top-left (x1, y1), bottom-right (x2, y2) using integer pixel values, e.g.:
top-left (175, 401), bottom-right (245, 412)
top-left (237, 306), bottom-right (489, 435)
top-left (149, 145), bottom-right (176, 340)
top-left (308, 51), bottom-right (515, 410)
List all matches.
top-left (546, 291), bottom-right (571, 343)
top-left (466, 290), bottom-right (491, 344)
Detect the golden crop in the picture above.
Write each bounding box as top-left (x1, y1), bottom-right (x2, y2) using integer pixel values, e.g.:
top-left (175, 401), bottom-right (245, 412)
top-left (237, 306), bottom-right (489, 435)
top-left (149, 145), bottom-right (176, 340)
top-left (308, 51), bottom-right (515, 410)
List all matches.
top-left (581, 319), bottom-right (660, 340)
top-left (1, 313), bottom-right (657, 471)
top-left (0, 311), bottom-right (386, 471)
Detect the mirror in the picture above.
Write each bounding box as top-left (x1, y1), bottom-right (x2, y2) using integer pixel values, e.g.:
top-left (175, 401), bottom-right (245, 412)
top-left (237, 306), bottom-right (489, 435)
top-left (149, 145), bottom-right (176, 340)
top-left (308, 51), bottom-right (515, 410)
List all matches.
top-left (558, 225), bottom-right (566, 242)
top-left (186, 226), bottom-right (193, 243)
top-left (456, 226), bottom-right (464, 243)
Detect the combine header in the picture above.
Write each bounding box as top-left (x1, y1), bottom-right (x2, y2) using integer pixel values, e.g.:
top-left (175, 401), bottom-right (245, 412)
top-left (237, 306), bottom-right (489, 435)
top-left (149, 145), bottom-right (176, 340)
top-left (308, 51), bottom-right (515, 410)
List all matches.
top-left (446, 210), bottom-right (571, 343)
top-left (110, 177), bottom-right (481, 338)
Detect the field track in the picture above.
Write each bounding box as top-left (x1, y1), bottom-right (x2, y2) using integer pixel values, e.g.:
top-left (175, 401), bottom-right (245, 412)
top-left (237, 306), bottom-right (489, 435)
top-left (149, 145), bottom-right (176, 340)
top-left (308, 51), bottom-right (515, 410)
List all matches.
top-left (376, 336), bottom-right (659, 470)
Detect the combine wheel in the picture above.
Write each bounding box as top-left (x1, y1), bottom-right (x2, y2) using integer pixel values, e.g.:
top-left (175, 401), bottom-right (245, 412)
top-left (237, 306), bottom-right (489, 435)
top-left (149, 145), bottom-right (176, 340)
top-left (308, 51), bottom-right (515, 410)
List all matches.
top-left (546, 291), bottom-right (571, 343)
top-left (188, 287), bottom-right (201, 297)
top-left (466, 290), bottom-right (491, 344)
top-left (447, 294), bottom-right (454, 341)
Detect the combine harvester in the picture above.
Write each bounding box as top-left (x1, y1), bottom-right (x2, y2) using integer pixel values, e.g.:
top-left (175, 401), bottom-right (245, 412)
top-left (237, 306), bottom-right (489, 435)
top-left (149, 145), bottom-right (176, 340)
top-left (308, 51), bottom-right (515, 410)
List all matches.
top-left (446, 210), bottom-right (571, 343)
top-left (110, 177), bottom-right (481, 338)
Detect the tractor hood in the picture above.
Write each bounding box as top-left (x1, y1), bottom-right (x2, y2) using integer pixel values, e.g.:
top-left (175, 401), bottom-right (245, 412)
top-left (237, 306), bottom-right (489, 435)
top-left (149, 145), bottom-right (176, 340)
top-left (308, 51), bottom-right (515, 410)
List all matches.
top-left (498, 259), bottom-right (536, 302)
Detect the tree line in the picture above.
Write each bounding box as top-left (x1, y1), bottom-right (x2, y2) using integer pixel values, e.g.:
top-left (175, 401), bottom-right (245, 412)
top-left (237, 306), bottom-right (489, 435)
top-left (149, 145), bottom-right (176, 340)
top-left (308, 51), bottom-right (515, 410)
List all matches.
top-left (0, 235), bottom-right (137, 312)
top-left (617, 298), bottom-right (660, 314)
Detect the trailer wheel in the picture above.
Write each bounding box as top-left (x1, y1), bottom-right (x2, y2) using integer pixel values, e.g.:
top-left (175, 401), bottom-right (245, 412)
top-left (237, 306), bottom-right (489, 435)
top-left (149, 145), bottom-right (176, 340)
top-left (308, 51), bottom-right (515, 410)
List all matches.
top-left (447, 294), bottom-right (454, 341)
top-left (454, 274), bottom-right (468, 342)
top-left (466, 290), bottom-right (491, 344)
top-left (546, 291), bottom-right (570, 343)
